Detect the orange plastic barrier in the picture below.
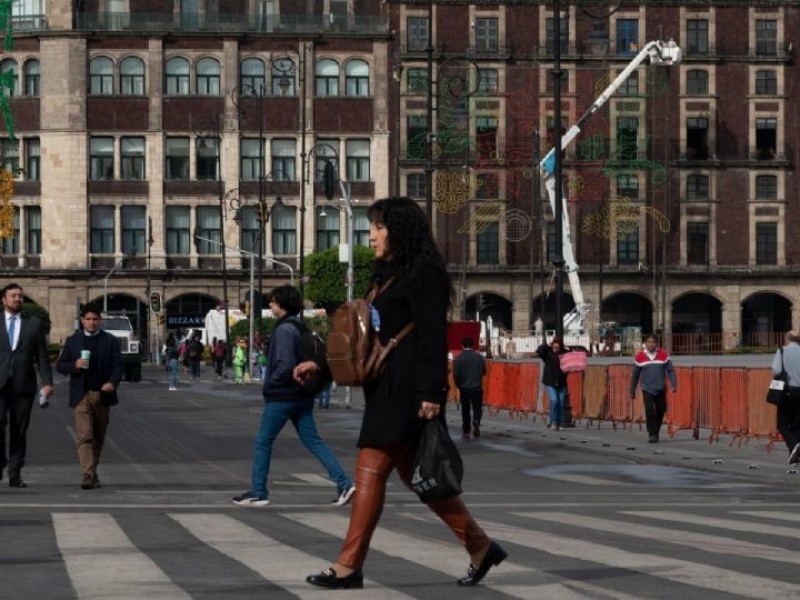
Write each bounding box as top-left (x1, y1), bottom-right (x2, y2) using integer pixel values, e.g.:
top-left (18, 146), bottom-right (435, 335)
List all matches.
top-left (566, 371), bottom-right (584, 420)
top-left (582, 366), bottom-right (607, 423)
top-left (605, 364), bottom-right (634, 427)
top-left (692, 367), bottom-right (721, 438)
top-left (747, 367), bottom-right (780, 444)
top-left (517, 361), bottom-right (539, 414)
top-left (665, 367), bottom-right (694, 436)
top-left (484, 360), bottom-right (509, 414)
top-left (503, 362), bottom-right (523, 414)
top-left (716, 368), bottom-right (749, 442)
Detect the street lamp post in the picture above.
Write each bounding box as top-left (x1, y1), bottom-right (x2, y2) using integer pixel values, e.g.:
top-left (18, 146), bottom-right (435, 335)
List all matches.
top-left (552, 0), bottom-right (566, 340)
top-left (103, 255), bottom-right (131, 314)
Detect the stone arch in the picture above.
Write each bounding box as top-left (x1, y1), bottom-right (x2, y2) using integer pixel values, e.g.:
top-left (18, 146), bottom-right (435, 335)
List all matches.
top-left (601, 292), bottom-right (653, 333)
top-left (671, 292), bottom-right (723, 354)
top-left (465, 291), bottom-right (512, 330)
top-left (530, 292), bottom-right (576, 332)
top-left (741, 291), bottom-right (792, 348)
top-left (163, 292), bottom-right (219, 333)
top-left (89, 292), bottom-right (147, 340)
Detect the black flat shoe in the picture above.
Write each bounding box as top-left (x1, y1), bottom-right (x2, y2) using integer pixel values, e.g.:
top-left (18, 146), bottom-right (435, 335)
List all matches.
top-left (9, 477), bottom-right (26, 488)
top-left (457, 541), bottom-right (508, 587)
top-left (306, 567), bottom-right (364, 590)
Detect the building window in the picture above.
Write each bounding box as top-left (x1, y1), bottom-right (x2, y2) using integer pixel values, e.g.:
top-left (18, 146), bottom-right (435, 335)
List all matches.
top-left (407, 16), bottom-right (429, 52)
top-left (406, 173), bottom-right (427, 199)
top-left (26, 206), bottom-right (41, 254)
top-left (196, 206), bottom-right (221, 254)
top-left (755, 175), bottom-right (777, 200)
top-left (345, 60), bottom-right (369, 97)
top-left (687, 19), bottom-right (709, 55)
top-left (406, 115), bottom-right (427, 159)
top-left (165, 137), bottom-right (189, 181)
top-left (755, 222), bottom-right (777, 265)
top-left (545, 17), bottom-right (569, 54)
top-left (166, 206), bottom-right (190, 255)
top-left (476, 172), bottom-right (499, 199)
top-left (0, 207), bottom-right (19, 255)
top-left (271, 57), bottom-right (296, 96)
top-left (407, 68), bottom-right (428, 94)
top-left (119, 57), bottom-right (144, 96)
top-left (686, 118), bottom-right (709, 160)
top-left (272, 204), bottom-right (296, 255)
top-left (619, 70), bottom-right (638, 95)
top-left (313, 139), bottom-right (338, 184)
top-left (90, 206), bottom-right (115, 254)
top-left (315, 59), bottom-right (339, 97)
top-left (121, 206), bottom-right (146, 255)
top-left (24, 59), bottom-right (39, 96)
top-left (271, 139), bottom-right (296, 181)
top-left (239, 206), bottom-right (264, 255)
top-left (617, 227), bottom-right (639, 265)
top-left (240, 138), bottom-right (264, 182)
top-left (476, 222), bottom-right (499, 265)
top-left (477, 69), bottom-right (499, 94)
top-left (755, 70), bottom-right (777, 95)
top-left (346, 139), bottom-right (370, 181)
top-left (0, 59), bottom-right (17, 98)
top-left (755, 118), bottom-right (777, 160)
top-left (1, 138), bottom-right (19, 173)
top-left (353, 207), bottom-right (370, 246)
top-left (25, 137), bottom-right (39, 181)
top-left (120, 137), bottom-right (145, 180)
top-left (89, 57), bottom-right (113, 95)
top-left (475, 17), bottom-right (499, 53)
top-left (196, 137), bottom-right (220, 181)
top-left (687, 222), bottom-right (709, 265)
top-left (165, 57), bottom-right (190, 96)
top-left (316, 210), bottom-right (340, 251)
top-left (616, 117), bottom-right (638, 160)
top-left (181, 0), bottom-right (200, 29)
top-left (616, 19), bottom-right (639, 55)
top-left (546, 222), bottom-right (556, 262)
top-left (196, 58), bottom-right (220, 96)
top-left (617, 174), bottom-right (639, 200)
top-left (476, 116), bottom-right (498, 160)
top-left (686, 70), bottom-right (708, 95)
top-left (755, 19), bottom-right (777, 57)
top-left (241, 58), bottom-right (265, 93)
top-left (687, 174), bottom-right (709, 200)
top-left (89, 137), bottom-right (114, 180)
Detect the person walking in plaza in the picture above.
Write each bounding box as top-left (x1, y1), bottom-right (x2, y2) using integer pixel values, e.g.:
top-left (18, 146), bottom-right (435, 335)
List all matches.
top-left (0, 283), bottom-right (54, 488)
top-left (188, 333), bottom-right (203, 379)
top-left (453, 336), bottom-right (486, 439)
top-left (56, 302), bottom-right (123, 489)
top-left (213, 338), bottom-right (226, 379)
top-left (536, 337), bottom-right (568, 431)
top-left (232, 284), bottom-right (354, 508)
top-left (630, 333), bottom-right (677, 443)
top-left (232, 338), bottom-right (247, 384)
top-left (164, 333), bottom-right (180, 391)
top-left (298, 197), bottom-right (507, 590)
top-left (772, 330), bottom-right (800, 464)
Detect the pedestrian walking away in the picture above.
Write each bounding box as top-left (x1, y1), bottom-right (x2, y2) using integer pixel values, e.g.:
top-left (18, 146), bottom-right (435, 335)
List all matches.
top-left (164, 333), bottom-right (180, 390)
top-left (231, 284), bottom-right (354, 508)
top-left (296, 196), bottom-right (507, 590)
top-left (0, 282), bottom-right (54, 488)
top-left (536, 337), bottom-right (568, 431)
top-left (630, 333), bottom-right (678, 443)
top-left (772, 330), bottom-right (800, 464)
top-left (453, 336), bottom-right (486, 439)
top-left (56, 302), bottom-right (124, 489)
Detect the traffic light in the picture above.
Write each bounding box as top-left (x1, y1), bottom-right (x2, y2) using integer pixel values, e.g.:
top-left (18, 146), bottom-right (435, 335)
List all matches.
top-left (149, 291), bottom-right (162, 313)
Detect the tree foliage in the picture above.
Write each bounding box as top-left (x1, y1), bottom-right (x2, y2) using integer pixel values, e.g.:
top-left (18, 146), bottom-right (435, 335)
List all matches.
top-left (22, 302), bottom-right (50, 335)
top-left (304, 245), bottom-right (374, 312)
top-left (229, 314), bottom-right (331, 344)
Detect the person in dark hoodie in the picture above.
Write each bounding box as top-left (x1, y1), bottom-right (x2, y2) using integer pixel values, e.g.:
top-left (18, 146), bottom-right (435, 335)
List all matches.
top-left (536, 337), bottom-right (569, 430)
top-left (232, 284), bottom-right (354, 507)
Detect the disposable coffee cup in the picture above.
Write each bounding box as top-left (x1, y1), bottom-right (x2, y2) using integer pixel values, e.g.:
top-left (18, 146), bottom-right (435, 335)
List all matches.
top-left (80, 349), bottom-right (91, 368)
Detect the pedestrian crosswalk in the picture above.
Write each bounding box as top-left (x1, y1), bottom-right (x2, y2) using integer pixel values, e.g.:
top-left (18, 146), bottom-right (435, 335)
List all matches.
top-left (15, 507), bottom-right (800, 598)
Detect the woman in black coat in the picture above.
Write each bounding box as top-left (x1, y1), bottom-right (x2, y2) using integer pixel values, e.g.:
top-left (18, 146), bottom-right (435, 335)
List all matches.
top-left (536, 337), bottom-right (568, 430)
top-left (301, 197), bottom-right (507, 590)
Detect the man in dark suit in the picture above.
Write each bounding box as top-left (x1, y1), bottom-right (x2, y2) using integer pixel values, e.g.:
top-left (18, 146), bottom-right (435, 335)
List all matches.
top-left (0, 283), bottom-right (53, 488)
top-left (56, 302), bottom-right (123, 489)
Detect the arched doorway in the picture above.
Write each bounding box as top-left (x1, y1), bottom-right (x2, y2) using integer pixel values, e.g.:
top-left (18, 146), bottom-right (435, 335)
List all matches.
top-left (671, 293), bottom-right (722, 354)
top-left (163, 292), bottom-right (219, 335)
top-left (91, 293), bottom-right (147, 341)
top-left (741, 292), bottom-right (792, 349)
top-left (530, 293), bottom-right (576, 332)
top-left (465, 292), bottom-right (512, 330)
top-left (602, 292), bottom-right (653, 331)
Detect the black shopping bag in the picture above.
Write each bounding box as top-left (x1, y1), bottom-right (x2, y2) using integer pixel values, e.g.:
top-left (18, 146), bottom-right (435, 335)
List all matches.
top-left (411, 419), bottom-right (463, 502)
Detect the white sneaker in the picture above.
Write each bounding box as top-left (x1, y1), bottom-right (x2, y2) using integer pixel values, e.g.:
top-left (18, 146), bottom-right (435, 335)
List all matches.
top-left (331, 485), bottom-right (356, 506)
top-left (790, 444), bottom-right (800, 465)
top-left (169, 386), bottom-right (177, 391)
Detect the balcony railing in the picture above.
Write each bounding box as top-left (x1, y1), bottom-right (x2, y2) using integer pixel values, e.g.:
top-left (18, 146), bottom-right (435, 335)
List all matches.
top-left (75, 12), bottom-right (389, 35)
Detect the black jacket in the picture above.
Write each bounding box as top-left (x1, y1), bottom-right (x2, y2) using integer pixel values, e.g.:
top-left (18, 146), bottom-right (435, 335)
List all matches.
top-left (0, 313), bottom-right (52, 397)
top-left (357, 260), bottom-right (449, 448)
top-left (56, 330), bottom-right (124, 407)
top-left (536, 343), bottom-right (568, 388)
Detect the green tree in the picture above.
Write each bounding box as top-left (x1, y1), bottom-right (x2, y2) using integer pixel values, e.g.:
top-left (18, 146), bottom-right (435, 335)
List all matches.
top-left (22, 302), bottom-right (51, 335)
top-left (229, 315), bottom-right (331, 344)
top-left (305, 245), bottom-right (374, 311)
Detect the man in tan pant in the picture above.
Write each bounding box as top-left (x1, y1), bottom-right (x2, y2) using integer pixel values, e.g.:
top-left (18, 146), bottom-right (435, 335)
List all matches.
top-left (56, 302), bottom-right (123, 489)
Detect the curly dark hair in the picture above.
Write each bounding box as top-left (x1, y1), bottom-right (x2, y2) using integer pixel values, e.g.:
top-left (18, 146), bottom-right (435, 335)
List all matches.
top-left (367, 196), bottom-right (453, 307)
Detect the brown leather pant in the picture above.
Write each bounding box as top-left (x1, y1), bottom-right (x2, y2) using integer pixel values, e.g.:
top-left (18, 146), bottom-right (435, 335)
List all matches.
top-left (337, 443), bottom-right (490, 570)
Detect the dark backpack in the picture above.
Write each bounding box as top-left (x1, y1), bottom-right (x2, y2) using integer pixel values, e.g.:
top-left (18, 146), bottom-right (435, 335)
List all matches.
top-left (326, 278), bottom-right (415, 387)
top-left (282, 318), bottom-right (331, 395)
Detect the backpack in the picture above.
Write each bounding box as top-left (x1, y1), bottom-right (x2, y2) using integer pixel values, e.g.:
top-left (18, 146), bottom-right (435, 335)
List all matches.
top-left (282, 318), bottom-right (331, 395)
top-left (326, 278), bottom-right (415, 387)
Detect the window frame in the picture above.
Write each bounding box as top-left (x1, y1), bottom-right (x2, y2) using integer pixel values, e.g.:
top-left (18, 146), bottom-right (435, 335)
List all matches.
top-left (90, 205), bottom-right (115, 254)
top-left (89, 136), bottom-right (114, 181)
top-left (89, 56), bottom-right (114, 96)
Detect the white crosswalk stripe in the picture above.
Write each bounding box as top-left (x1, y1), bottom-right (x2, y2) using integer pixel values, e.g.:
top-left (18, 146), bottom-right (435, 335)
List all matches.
top-left (624, 510), bottom-right (799, 538)
top-left (734, 510), bottom-right (800, 523)
top-left (52, 513), bottom-right (190, 600)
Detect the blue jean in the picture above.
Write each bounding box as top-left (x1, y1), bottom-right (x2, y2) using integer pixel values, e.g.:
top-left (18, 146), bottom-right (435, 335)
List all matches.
top-left (168, 358), bottom-right (179, 388)
top-left (250, 399), bottom-right (352, 499)
top-left (546, 385), bottom-right (567, 425)
top-left (316, 384), bottom-right (331, 408)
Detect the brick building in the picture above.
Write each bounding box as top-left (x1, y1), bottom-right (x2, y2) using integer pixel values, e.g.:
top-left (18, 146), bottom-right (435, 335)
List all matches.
top-left (1, 1), bottom-right (798, 354)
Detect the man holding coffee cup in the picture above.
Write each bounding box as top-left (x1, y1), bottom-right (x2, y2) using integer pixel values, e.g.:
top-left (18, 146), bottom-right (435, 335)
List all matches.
top-left (56, 302), bottom-right (123, 489)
